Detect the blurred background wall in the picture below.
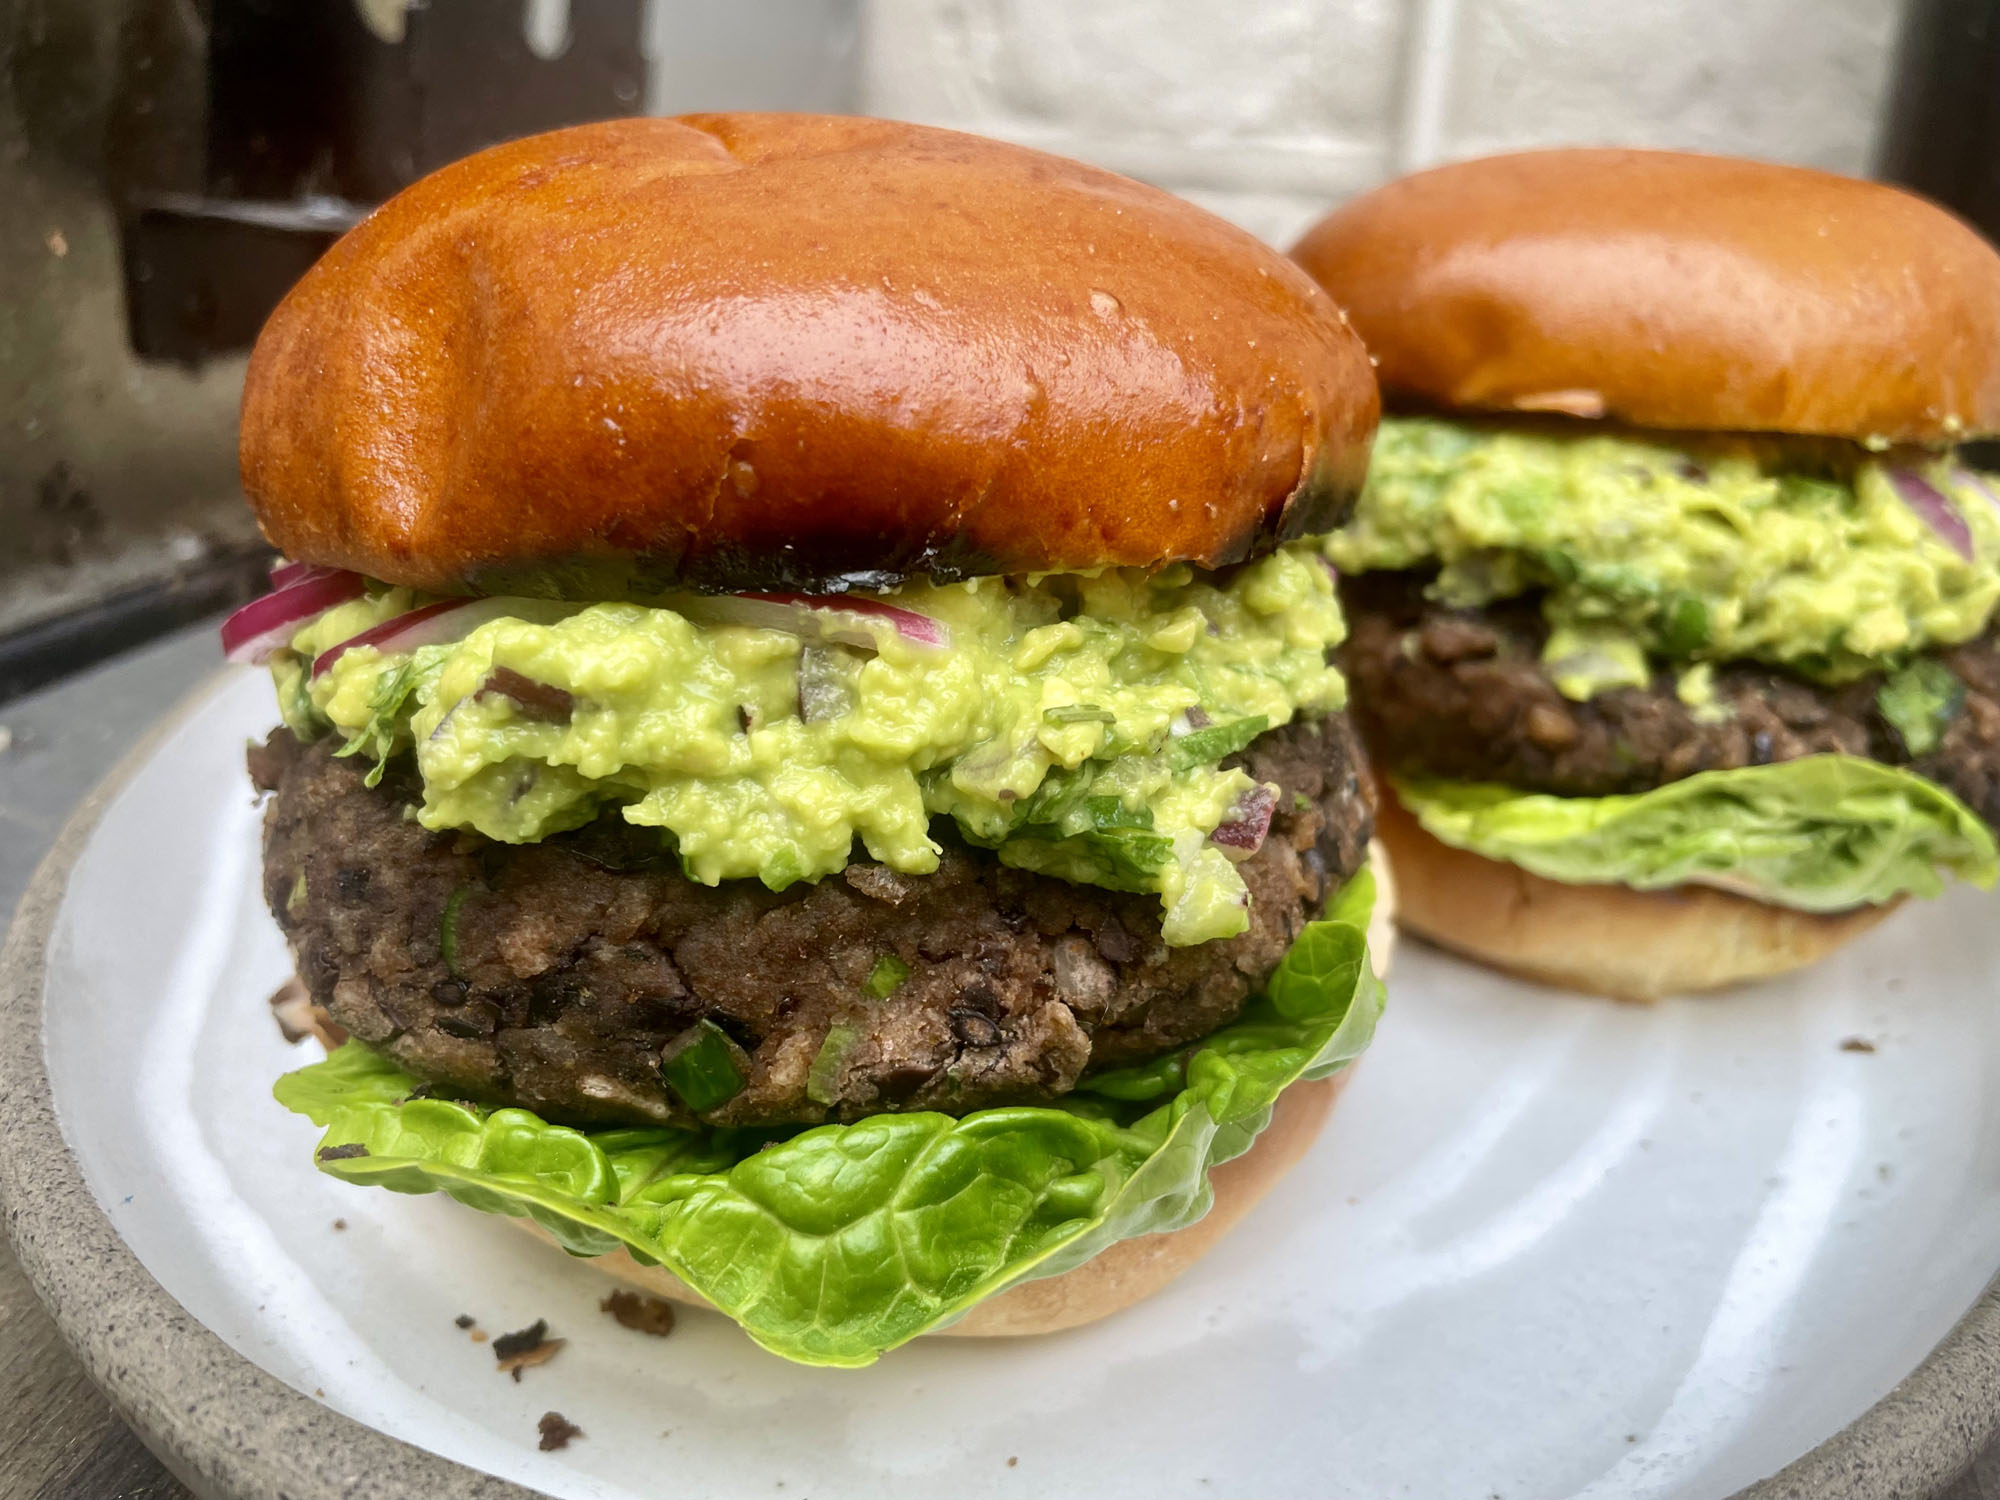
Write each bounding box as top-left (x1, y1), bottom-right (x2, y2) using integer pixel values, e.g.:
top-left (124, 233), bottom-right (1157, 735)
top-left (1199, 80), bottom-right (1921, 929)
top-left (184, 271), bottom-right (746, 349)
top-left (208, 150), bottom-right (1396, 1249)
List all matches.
top-left (866, 0), bottom-right (1901, 246)
top-left (0, 0), bottom-right (1988, 699)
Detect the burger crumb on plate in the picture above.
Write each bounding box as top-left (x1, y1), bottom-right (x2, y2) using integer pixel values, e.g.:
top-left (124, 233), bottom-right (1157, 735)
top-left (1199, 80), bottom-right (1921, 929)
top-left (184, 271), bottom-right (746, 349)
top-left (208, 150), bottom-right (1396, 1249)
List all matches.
top-left (537, 1412), bottom-right (582, 1452)
top-left (600, 1291), bottom-right (677, 1338)
top-left (492, 1319), bottom-right (564, 1380)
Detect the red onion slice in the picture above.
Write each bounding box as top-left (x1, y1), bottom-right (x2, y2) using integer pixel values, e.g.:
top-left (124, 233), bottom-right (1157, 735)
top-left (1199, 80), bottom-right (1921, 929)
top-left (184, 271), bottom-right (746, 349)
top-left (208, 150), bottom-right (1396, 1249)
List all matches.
top-left (674, 591), bottom-right (949, 651)
top-left (220, 569), bottom-right (367, 664)
top-left (1210, 784), bottom-right (1277, 860)
top-left (1888, 466), bottom-right (1973, 560)
top-left (1955, 466), bottom-right (2000, 514)
top-left (796, 645), bottom-right (856, 722)
top-left (268, 558), bottom-right (346, 590)
top-left (311, 596), bottom-right (547, 678)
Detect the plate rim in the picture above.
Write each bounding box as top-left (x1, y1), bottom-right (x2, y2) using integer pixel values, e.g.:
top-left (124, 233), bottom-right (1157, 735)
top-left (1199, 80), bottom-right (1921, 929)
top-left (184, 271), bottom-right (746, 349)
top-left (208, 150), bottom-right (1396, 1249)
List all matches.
top-left (0, 667), bottom-right (1993, 1500)
top-left (0, 670), bottom-right (538, 1500)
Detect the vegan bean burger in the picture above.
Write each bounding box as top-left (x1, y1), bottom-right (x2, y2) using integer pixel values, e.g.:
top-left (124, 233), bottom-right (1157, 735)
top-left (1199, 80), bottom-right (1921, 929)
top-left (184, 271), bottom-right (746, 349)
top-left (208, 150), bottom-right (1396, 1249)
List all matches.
top-left (230, 115), bottom-right (1390, 1366)
top-left (1291, 148), bottom-right (2000, 1001)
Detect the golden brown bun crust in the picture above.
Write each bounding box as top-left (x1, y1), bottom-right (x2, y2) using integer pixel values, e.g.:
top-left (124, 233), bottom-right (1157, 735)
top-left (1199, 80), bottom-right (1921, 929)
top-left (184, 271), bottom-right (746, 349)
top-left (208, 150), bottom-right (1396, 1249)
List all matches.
top-left (1373, 790), bottom-right (1897, 1002)
top-left (514, 1069), bottom-right (1345, 1340)
top-left (1290, 149), bottom-right (2000, 443)
top-left (243, 114), bottom-right (1378, 596)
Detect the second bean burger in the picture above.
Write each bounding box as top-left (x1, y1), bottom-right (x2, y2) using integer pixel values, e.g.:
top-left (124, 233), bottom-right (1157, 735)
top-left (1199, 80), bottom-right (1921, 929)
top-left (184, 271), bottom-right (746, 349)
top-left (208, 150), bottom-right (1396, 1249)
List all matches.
top-left (1292, 148), bottom-right (2000, 1001)
top-left (230, 115), bottom-right (1390, 1365)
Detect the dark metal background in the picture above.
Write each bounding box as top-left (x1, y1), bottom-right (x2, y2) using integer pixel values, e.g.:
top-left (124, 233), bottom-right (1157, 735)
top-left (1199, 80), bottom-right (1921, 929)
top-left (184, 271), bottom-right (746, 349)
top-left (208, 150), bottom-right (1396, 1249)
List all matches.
top-left (0, 0), bottom-right (857, 707)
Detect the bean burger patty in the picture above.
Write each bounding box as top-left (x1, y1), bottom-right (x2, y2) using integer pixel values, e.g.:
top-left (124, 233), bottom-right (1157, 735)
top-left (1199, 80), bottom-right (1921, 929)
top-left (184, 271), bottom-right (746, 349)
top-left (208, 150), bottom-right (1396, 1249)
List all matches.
top-left (1341, 570), bottom-right (2000, 826)
top-left (251, 716), bottom-right (1374, 1130)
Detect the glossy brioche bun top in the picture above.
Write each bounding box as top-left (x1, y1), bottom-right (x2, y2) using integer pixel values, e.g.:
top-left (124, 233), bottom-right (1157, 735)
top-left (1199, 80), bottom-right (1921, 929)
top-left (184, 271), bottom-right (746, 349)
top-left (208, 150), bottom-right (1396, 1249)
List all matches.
top-left (241, 114), bottom-right (1379, 598)
top-left (1289, 148), bottom-right (2000, 444)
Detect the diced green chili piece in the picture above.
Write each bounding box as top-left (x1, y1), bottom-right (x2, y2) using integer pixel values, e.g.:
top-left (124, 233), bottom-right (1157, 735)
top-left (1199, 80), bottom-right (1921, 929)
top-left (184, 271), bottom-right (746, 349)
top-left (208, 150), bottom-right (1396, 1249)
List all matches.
top-left (1083, 795), bottom-right (1153, 832)
top-left (1168, 714), bottom-right (1269, 770)
top-left (660, 1019), bottom-right (748, 1114)
top-left (1660, 594), bottom-right (1712, 656)
top-left (439, 885), bottom-right (473, 977)
top-left (864, 955), bottom-right (911, 999)
top-left (1044, 704), bottom-right (1116, 725)
top-left (1878, 659), bottom-right (1965, 755)
top-left (285, 871), bottom-right (308, 916)
top-left (759, 846), bottom-right (808, 892)
top-left (806, 1024), bottom-right (860, 1107)
top-left (1088, 828), bottom-right (1175, 883)
top-left (1534, 547), bottom-right (1582, 585)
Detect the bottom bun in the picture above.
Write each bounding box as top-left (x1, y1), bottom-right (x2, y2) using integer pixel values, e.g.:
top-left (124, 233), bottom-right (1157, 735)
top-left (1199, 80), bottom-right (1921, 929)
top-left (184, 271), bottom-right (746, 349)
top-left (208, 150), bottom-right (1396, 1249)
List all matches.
top-left (515, 1067), bottom-right (1344, 1339)
top-left (1364, 834), bottom-right (1397, 976)
top-left (1374, 789), bottom-right (1898, 1002)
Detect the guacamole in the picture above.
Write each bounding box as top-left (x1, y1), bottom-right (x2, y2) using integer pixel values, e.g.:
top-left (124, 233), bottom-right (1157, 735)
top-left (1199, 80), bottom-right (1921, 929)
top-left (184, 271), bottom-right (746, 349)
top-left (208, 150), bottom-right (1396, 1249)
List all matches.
top-left (1329, 416), bottom-right (2000, 692)
top-left (270, 544), bottom-right (1348, 946)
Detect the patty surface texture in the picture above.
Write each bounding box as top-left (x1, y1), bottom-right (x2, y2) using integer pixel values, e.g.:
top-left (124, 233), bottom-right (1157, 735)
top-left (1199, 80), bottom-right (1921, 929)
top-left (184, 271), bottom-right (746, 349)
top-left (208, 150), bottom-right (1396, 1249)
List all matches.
top-left (1341, 571), bottom-right (2000, 826)
top-left (252, 718), bottom-right (1374, 1129)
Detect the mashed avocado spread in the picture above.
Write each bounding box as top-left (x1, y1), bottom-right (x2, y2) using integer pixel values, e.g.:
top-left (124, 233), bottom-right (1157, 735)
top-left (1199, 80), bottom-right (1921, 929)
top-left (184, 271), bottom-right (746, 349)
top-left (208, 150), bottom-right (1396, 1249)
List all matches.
top-left (270, 544), bottom-right (1347, 946)
top-left (1330, 416), bottom-right (2000, 693)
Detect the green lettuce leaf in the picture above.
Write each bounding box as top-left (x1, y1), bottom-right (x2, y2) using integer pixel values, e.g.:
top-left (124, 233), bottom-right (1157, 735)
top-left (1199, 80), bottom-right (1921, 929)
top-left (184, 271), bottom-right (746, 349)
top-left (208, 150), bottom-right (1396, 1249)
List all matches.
top-left (1396, 756), bottom-right (1997, 911)
top-left (275, 869), bottom-right (1384, 1367)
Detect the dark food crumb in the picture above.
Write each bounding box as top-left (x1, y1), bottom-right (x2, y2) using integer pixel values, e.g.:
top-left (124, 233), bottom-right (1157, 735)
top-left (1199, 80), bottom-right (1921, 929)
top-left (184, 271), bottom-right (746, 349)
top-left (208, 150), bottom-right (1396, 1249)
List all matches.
top-left (1839, 1036), bottom-right (1878, 1053)
top-left (478, 667), bottom-right (576, 723)
top-left (269, 977), bottom-right (313, 1043)
top-left (1007, 1456), bottom-right (1019, 1468)
top-left (537, 1411), bottom-right (583, 1452)
top-left (269, 975), bottom-right (348, 1049)
top-left (331, 1218), bottom-right (347, 1231)
top-left (600, 1290), bottom-right (678, 1338)
top-left (494, 1318), bottom-right (566, 1380)
top-left (492, 1318), bottom-right (549, 1358)
top-left (316, 1143), bottom-right (369, 1161)
top-left (454, 1314), bottom-right (475, 1329)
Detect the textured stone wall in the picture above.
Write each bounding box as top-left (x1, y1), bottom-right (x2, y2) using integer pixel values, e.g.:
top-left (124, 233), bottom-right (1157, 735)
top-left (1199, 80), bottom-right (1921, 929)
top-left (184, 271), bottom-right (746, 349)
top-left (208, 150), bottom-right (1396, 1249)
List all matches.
top-left (862, 0), bottom-right (1905, 246)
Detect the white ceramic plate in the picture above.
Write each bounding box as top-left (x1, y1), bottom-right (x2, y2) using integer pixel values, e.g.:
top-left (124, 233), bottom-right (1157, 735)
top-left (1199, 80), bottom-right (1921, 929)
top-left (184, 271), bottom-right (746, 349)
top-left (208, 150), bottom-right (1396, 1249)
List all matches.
top-left (31, 668), bottom-right (2000, 1499)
